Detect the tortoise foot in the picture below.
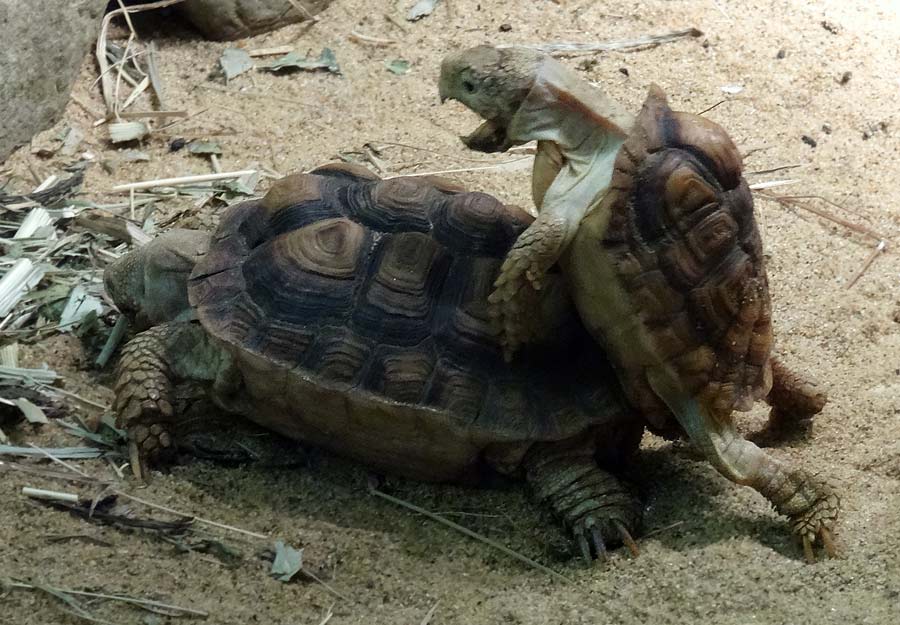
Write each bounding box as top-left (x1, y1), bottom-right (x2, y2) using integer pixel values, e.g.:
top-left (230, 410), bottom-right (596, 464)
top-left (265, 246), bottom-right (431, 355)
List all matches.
top-left (525, 444), bottom-right (642, 562)
top-left (788, 476), bottom-right (840, 563)
top-left (571, 516), bottom-right (640, 563)
top-left (760, 467), bottom-right (840, 563)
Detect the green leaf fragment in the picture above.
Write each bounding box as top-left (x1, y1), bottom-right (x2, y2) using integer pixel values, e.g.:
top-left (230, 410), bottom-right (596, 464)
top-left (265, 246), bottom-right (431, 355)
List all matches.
top-left (15, 397), bottom-right (48, 424)
top-left (187, 140), bottom-right (223, 155)
top-left (385, 59), bottom-right (411, 75)
top-left (220, 47), bottom-right (254, 81)
top-left (270, 540), bottom-right (304, 582)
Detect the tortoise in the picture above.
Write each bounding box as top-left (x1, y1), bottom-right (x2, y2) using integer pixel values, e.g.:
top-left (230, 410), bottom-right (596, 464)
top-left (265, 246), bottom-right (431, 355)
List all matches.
top-left (439, 45), bottom-right (837, 559)
top-left (105, 163), bottom-right (648, 561)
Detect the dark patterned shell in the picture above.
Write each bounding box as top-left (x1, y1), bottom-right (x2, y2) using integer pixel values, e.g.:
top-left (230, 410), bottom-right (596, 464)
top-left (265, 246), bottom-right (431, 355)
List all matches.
top-left (601, 86), bottom-right (773, 428)
top-left (187, 164), bottom-right (634, 481)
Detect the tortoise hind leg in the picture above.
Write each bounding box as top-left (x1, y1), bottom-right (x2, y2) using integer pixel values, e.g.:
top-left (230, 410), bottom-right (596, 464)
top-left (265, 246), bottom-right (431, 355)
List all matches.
top-left (524, 440), bottom-right (641, 562)
top-left (114, 321), bottom-right (224, 480)
top-left (752, 356), bottom-right (827, 446)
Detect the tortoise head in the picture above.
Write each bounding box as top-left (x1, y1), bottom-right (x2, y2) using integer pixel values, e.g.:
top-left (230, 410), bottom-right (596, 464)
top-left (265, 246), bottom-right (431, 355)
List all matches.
top-left (439, 45), bottom-right (545, 151)
top-left (104, 229), bottom-right (211, 330)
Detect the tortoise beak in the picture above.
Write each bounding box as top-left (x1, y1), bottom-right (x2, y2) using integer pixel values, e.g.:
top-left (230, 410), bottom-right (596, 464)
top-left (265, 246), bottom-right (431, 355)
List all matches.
top-left (437, 76), bottom-right (453, 104)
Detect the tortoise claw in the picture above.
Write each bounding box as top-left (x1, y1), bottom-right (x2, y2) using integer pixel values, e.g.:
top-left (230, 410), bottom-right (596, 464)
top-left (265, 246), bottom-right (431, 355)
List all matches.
top-left (126, 422), bottom-right (175, 481)
top-left (820, 527), bottom-right (837, 558)
top-left (571, 514), bottom-right (638, 563)
top-left (799, 526), bottom-right (838, 564)
top-left (128, 440), bottom-right (148, 482)
top-left (615, 520), bottom-right (640, 558)
top-left (575, 530), bottom-right (592, 564)
top-left (590, 525), bottom-right (608, 563)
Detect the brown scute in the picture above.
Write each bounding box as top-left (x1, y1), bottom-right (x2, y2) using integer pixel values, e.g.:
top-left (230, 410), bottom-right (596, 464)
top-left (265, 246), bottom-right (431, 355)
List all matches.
top-left (603, 87), bottom-right (773, 419)
top-left (188, 167), bottom-right (631, 473)
top-left (685, 210), bottom-right (739, 264)
top-left (278, 218), bottom-right (365, 279)
top-left (431, 191), bottom-right (532, 256)
top-left (374, 349), bottom-right (437, 403)
top-left (416, 174), bottom-right (469, 194)
top-left (261, 172), bottom-right (324, 215)
top-left (354, 232), bottom-right (450, 345)
top-left (668, 111), bottom-right (744, 190)
top-left (663, 164), bottom-right (718, 230)
top-left (309, 161), bottom-right (381, 181)
top-left (305, 327), bottom-right (373, 385)
top-left (426, 358), bottom-right (486, 423)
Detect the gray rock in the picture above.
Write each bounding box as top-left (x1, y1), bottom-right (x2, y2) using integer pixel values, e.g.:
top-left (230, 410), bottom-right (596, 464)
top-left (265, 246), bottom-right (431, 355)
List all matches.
top-left (0, 0), bottom-right (107, 163)
top-left (180, 0), bottom-right (333, 41)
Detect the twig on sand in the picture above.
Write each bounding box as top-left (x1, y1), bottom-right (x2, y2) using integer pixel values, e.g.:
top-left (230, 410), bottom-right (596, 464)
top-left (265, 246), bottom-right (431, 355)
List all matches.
top-left (4, 580), bottom-right (208, 618)
top-left (420, 600), bottom-right (440, 625)
top-left (383, 157), bottom-right (533, 179)
top-left (112, 170), bottom-right (257, 192)
top-left (285, 0), bottom-right (319, 22)
top-left (846, 240), bottom-right (887, 289)
top-left (349, 31), bottom-right (397, 46)
top-left (641, 520), bottom-right (685, 538)
top-left (747, 179), bottom-right (801, 191)
top-left (317, 605), bottom-right (335, 625)
top-left (755, 190), bottom-right (891, 288)
top-left (247, 45), bottom-right (295, 57)
top-left (754, 190), bottom-right (886, 242)
top-left (503, 28), bottom-right (702, 55)
top-left (368, 485), bottom-right (572, 584)
top-left (18, 444), bottom-right (269, 541)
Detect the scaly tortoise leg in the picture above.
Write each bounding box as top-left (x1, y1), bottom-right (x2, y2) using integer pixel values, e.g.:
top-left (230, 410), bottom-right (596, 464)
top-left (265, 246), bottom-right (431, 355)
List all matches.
top-left (653, 374), bottom-right (840, 562)
top-left (114, 321), bottom-right (212, 480)
top-left (753, 356), bottom-right (827, 445)
top-left (524, 441), bottom-right (641, 562)
top-left (488, 215), bottom-right (570, 360)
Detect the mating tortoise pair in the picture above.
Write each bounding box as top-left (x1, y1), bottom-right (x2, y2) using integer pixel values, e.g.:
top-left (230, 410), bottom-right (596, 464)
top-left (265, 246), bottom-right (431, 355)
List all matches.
top-left (105, 46), bottom-right (837, 562)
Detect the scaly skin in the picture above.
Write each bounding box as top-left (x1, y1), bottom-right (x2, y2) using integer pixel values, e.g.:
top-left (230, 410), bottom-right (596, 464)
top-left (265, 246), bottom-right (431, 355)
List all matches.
top-left (441, 45), bottom-right (839, 561)
top-left (488, 216), bottom-right (569, 360)
top-left (440, 46), bottom-right (631, 360)
top-left (524, 441), bottom-right (641, 562)
top-left (114, 322), bottom-right (187, 479)
top-left (758, 356), bottom-right (828, 444)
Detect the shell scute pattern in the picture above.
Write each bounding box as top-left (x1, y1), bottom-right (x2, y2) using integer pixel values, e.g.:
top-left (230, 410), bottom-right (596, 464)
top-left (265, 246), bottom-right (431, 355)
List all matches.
top-left (353, 231), bottom-right (451, 346)
top-left (190, 165), bottom-right (625, 439)
top-left (604, 88), bottom-right (773, 416)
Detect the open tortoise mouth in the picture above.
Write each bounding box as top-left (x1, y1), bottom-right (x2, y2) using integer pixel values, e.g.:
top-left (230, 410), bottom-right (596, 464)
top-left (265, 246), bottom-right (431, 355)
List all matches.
top-left (458, 118), bottom-right (512, 154)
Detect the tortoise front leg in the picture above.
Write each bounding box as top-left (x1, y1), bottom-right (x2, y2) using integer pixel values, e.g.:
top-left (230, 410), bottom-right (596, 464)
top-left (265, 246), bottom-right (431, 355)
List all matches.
top-left (114, 321), bottom-right (223, 479)
top-left (524, 440), bottom-right (641, 562)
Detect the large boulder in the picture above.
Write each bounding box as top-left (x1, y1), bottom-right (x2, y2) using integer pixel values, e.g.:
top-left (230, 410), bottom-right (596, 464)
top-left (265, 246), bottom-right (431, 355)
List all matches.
top-left (0, 0), bottom-right (107, 163)
top-left (180, 0), bottom-right (334, 40)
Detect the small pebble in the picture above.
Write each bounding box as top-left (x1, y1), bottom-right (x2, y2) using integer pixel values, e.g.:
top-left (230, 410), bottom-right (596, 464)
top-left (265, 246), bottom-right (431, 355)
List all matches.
top-left (822, 123), bottom-right (832, 134)
top-left (619, 67), bottom-right (629, 77)
top-left (801, 135), bottom-right (817, 148)
top-left (170, 138), bottom-right (187, 152)
top-left (838, 71), bottom-right (852, 85)
top-left (776, 48), bottom-right (786, 59)
top-left (499, 23), bottom-right (512, 32)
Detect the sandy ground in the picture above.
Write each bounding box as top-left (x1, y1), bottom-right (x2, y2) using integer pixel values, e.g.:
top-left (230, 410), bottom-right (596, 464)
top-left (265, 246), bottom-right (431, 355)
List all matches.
top-left (2, 0), bottom-right (899, 623)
